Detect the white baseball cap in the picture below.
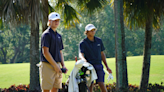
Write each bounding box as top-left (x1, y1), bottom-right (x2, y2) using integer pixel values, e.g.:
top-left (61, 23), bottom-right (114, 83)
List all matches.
top-left (85, 24), bottom-right (97, 31)
top-left (48, 12), bottom-right (61, 20)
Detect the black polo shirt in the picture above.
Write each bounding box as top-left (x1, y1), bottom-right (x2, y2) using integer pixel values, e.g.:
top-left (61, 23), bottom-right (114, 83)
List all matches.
top-left (79, 37), bottom-right (105, 65)
top-left (40, 27), bottom-right (64, 63)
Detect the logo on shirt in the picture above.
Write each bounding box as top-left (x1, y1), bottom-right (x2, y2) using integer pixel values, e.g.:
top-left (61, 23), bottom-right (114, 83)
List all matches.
top-left (97, 44), bottom-right (100, 46)
top-left (58, 36), bottom-right (60, 39)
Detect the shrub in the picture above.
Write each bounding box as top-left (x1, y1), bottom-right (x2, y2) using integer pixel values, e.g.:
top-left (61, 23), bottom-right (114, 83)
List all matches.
top-left (147, 82), bottom-right (164, 92)
top-left (0, 84), bottom-right (29, 92)
top-left (0, 82), bottom-right (164, 92)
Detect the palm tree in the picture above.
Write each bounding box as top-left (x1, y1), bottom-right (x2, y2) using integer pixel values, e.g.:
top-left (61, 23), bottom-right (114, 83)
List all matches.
top-left (1, 0), bottom-right (45, 90)
top-left (113, 0), bottom-right (128, 91)
top-left (123, 0), bottom-right (164, 91)
top-left (29, 0), bottom-right (41, 91)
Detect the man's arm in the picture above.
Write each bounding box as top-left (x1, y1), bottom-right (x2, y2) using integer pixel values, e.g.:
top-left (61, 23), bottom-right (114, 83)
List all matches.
top-left (79, 52), bottom-right (87, 62)
top-left (60, 50), bottom-right (65, 67)
top-left (60, 50), bottom-right (68, 73)
top-left (42, 46), bottom-right (62, 73)
top-left (101, 51), bottom-right (112, 73)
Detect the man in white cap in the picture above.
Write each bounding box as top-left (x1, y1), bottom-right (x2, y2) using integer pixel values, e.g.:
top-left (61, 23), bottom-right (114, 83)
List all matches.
top-left (79, 24), bottom-right (112, 92)
top-left (40, 12), bottom-right (68, 92)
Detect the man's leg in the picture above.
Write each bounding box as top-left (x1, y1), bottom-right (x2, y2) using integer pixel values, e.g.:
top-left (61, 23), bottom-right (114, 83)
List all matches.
top-left (89, 83), bottom-right (94, 92)
top-left (50, 87), bottom-right (58, 92)
top-left (98, 82), bottom-right (107, 92)
top-left (52, 63), bottom-right (62, 92)
top-left (40, 62), bottom-right (56, 92)
top-left (42, 90), bottom-right (50, 92)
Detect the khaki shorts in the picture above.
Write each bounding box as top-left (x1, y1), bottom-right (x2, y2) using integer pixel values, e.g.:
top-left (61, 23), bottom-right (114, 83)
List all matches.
top-left (39, 62), bottom-right (62, 90)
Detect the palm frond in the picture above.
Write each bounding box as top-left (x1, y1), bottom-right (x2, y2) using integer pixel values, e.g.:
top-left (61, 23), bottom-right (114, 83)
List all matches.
top-left (1, 0), bottom-right (31, 27)
top-left (123, 0), bottom-right (164, 29)
top-left (52, 0), bottom-right (80, 28)
top-left (0, 18), bottom-right (3, 31)
top-left (77, 0), bottom-right (108, 14)
top-left (48, 3), bottom-right (55, 13)
top-left (63, 3), bottom-right (80, 28)
top-left (1, 0), bottom-right (110, 28)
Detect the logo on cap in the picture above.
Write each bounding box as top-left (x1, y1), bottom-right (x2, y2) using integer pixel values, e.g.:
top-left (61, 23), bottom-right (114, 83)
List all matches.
top-left (48, 12), bottom-right (60, 20)
top-left (88, 25), bottom-right (93, 28)
top-left (85, 24), bottom-right (97, 31)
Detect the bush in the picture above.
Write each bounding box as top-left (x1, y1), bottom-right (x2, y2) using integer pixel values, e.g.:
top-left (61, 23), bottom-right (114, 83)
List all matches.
top-left (147, 82), bottom-right (164, 92)
top-left (0, 82), bottom-right (164, 92)
top-left (0, 84), bottom-right (29, 92)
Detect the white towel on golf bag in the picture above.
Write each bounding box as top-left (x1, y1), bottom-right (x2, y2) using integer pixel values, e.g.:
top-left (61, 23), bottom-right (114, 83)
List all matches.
top-left (68, 60), bottom-right (97, 92)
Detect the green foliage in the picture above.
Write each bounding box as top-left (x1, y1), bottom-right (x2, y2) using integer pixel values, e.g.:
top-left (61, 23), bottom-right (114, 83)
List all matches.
top-left (57, 5), bottom-right (116, 60)
top-left (1, 5), bottom-right (164, 63)
top-left (127, 51), bottom-right (134, 56)
top-left (58, 5), bottom-right (164, 60)
top-left (50, 0), bottom-right (108, 27)
top-left (0, 25), bottom-right (30, 64)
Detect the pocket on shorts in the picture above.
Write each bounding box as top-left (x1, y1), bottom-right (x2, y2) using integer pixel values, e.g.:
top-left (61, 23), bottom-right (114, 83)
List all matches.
top-left (56, 73), bottom-right (62, 78)
top-left (54, 73), bottom-right (62, 88)
top-left (94, 64), bottom-right (103, 71)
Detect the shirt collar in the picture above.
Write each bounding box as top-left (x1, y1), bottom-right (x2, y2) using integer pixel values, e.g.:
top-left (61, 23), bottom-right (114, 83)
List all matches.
top-left (49, 27), bottom-right (57, 35)
top-left (86, 37), bottom-right (96, 43)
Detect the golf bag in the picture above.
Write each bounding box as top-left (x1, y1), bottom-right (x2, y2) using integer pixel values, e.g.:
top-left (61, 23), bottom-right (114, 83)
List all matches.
top-left (76, 66), bottom-right (91, 92)
top-left (68, 60), bottom-right (97, 92)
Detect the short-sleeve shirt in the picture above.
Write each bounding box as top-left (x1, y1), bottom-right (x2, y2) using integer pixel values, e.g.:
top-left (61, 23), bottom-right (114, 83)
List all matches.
top-left (79, 37), bottom-right (105, 65)
top-left (40, 27), bottom-right (64, 63)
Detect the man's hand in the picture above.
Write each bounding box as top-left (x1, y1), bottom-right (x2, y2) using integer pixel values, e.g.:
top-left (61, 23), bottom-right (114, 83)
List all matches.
top-left (107, 67), bottom-right (112, 74)
top-left (54, 66), bottom-right (62, 74)
top-left (62, 66), bottom-right (68, 74)
top-left (79, 53), bottom-right (87, 62)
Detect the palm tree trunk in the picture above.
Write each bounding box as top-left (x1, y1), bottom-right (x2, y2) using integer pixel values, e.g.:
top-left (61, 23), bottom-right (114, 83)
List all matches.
top-left (29, 0), bottom-right (40, 91)
top-left (139, 11), bottom-right (153, 92)
top-left (30, 19), bottom-right (40, 91)
top-left (114, 0), bottom-right (128, 91)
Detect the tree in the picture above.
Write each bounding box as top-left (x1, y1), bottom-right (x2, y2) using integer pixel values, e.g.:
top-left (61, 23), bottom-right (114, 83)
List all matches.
top-left (0, 30), bottom-right (8, 64)
top-left (113, 0), bottom-right (128, 91)
top-left (1, 0), bottom-right (40, 90)
top-left (0, 24), bottom-right (30, 64)
top-left (123, 0), bottom-right (164, 91)
top-left (29, 0), bottom-right (41, 91)
top-left (9, 25), bottom-right (30, 63)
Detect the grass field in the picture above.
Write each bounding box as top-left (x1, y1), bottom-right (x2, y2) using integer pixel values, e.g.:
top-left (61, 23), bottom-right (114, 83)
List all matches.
top-left (0, 55), bottom-right (163, 88)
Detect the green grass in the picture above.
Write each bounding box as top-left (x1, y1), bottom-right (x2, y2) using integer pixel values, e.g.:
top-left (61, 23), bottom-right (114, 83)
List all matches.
top-left (0, 63), bottom-right (30, 88)
top-left (0, 55), bottom-right (163, 88)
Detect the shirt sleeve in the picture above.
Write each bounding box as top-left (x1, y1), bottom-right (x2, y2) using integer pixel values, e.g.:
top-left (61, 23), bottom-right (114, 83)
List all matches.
top-left (79, 42), bottom-right (84, 53)
top-left (101, 39), bottom-right (105, 51)
top-left (41, 33), bottom-right (51, 48)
